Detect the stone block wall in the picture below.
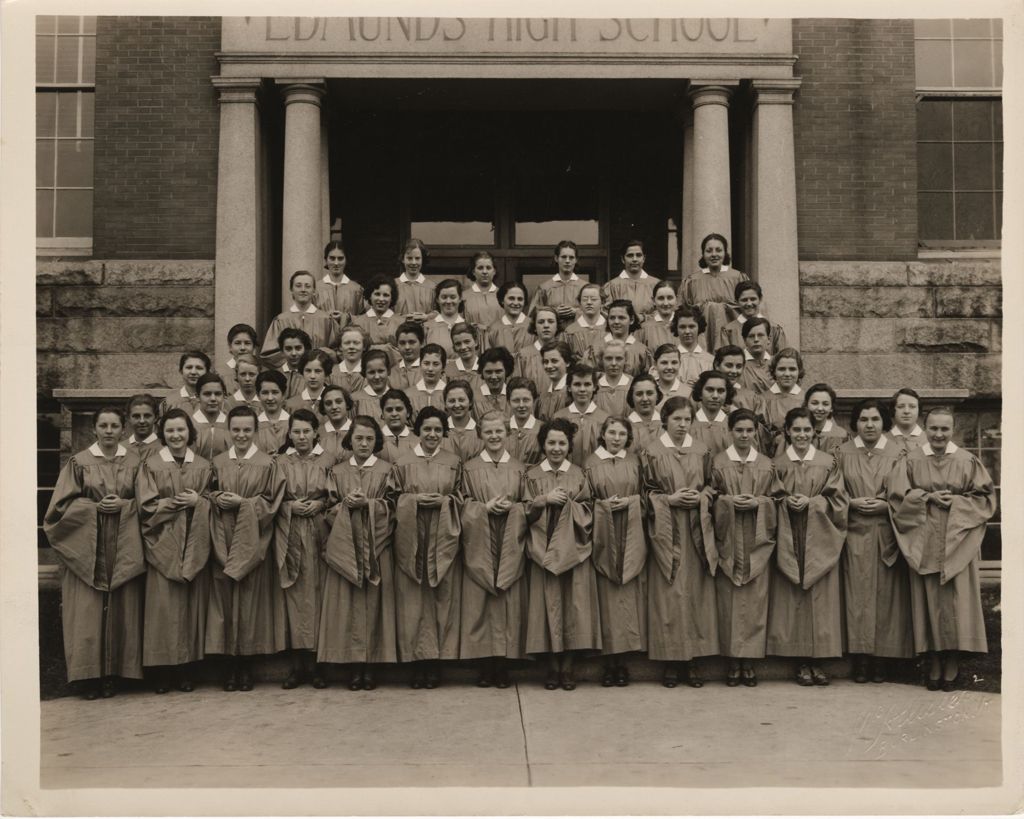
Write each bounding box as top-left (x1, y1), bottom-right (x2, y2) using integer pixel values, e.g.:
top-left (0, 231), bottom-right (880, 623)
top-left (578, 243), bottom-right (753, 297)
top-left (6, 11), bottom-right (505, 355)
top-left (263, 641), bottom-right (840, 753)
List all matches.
top-left (800, 260), bottom-right (1002, 397)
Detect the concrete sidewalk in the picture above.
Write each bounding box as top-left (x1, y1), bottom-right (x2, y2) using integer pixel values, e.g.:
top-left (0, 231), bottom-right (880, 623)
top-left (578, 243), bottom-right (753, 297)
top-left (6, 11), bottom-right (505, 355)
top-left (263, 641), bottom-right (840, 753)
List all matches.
top-left (40, 680), bottom-right (1000, 790)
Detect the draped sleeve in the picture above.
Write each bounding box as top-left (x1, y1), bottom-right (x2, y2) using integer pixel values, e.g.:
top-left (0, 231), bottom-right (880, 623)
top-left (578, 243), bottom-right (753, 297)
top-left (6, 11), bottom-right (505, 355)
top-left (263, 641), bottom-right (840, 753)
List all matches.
top-left (588, 463), bottom-right (646, 585)
top-left (775, 459), bottom-right (848, 590)
top-left (210, 459), bottom-right (286, 581)
top-left (137, 459), bottom-right (213, 582)
top-left (523, 467), bottom-right (592, 576)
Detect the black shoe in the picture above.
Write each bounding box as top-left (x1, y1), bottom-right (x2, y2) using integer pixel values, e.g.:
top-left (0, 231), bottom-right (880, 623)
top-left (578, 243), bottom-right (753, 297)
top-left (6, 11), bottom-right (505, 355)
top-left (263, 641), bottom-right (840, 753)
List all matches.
top-left (662, 664), bottom-right (679, 688)
top-left (155, 680), bottom-right (171, 694)
top-left (742, 667), bottom-right (758, 687)
top-left (282, 670), bottom-right (302, 690)
top-left (494, 668), bottom-right (511, 689)
top-left (238, 664), bottom-right (253, 691)
top-left (423, 667), bottom-right (440, 689)
top-left (410, 670), bottom-right (423, 689)
top-left (476, 669), bottom-right (493, 688)
top-left (795, 665), bottom-right (814, 687)
top-left (349, 671), bottom-right (364, 691)
top-left (870, 660), bottom-right (887, 684)
top-left (361, 668), bottom-right (376, 690)
top-left (686, 663), bottom-right (705, 689)
top-left (726, 664), bottom-right (741, 687)
top-left (926, 676), bottom-right (942, 691)
top-left (601, 666), bottom-right (616, 687)
top-left (941, 673), bottom-right (960, 692)
top-left (615, 666), bottom-right (630, 687)
top-left (178, 679), bottom-right (194, 693)
top-left (544, 670), bottom-right (559, 690)
top-left (100, 677), bottom-right (117, 698)
top-left (811, 666), bottom-right (830, 686)
top-left (560, 669), bottom-right (576, 691)
top-left (852, 657), bottom-right (869, 684)
top-left (223, 670), bottom-right (238, 692)
top-left (82, 682), bottom-right (100, 701)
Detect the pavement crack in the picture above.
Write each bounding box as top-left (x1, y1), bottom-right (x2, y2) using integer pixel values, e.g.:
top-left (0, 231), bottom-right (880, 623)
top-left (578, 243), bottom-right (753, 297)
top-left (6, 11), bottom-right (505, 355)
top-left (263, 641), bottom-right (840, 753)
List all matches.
top-left (514, 682), bottom-right (532, 786)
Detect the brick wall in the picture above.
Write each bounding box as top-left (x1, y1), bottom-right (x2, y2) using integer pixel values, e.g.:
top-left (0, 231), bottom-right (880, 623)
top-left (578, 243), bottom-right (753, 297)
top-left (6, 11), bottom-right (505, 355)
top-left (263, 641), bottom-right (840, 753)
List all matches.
top-left (92, 17), bottom-right (221, 259)
top-left (792, 19), bottom-right (918, 261)
top-left (800, 259), bottom-right (1001, 398)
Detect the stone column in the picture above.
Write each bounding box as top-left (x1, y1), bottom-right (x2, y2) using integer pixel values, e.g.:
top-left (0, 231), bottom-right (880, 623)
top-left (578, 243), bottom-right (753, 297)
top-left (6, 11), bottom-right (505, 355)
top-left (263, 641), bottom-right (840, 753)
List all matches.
top-left (277, 80), bottom-right (325, 306)
top-left (752, 79), bottom-right (802, 348)
top-left (688, 83), bottom-right (737, 254)
top-left (680, 105), bottom-right (695, 278)
top-left (213, 77), bottom-right (262, 372)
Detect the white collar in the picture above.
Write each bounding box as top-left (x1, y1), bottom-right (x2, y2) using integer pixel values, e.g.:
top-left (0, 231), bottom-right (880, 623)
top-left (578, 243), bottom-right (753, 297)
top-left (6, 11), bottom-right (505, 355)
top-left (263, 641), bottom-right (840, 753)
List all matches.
top-left (336, 359), bottom-right (360, 373)
top-left (661, 378), bottom-right (686, 394)
top-left (365, 307), bottom-right (395, 319)
top-left (399, 271), bottom-right (426, 284)
top-left (286, 443), bottom-right (325, 456)
top-left (652, 313), bottom-right (668, 323)
top-left (434, 313), bottom-right (464, 324)
top-left (659, 431), bottom-right (693, 449)
top-left (322, 272), bottom-right (351, 284)
top-left (449, 417), bottom-right (476, 430)
top-left (385, 426), bottom-right (411, 439)
top-left (159, 446), bottom-right (195, 463)
top-left (89, 442), bottom-right (128, 458)
top-left (455, 357), bottom-right (478, 372)
top-left (349, 453), bottom-right (379, 467)
top-left (226, 358), bottom-right (237, 369)
top-left (628, 411), bottom-right (649, 424)
top-left (398, 358), bottom-right (421, 369)
top-left (594, 446), bottom-right (626, 460)
top-left (547, 374), bottom-right (568, 392)
top-left (231, 389), bottom-right (246, 401)
top-left (289, 303), bottom-right (318, 314)
top-left (324, 418), bottom-right (351, 433)
top-left (786, 444), bottom-right (818, 463)
top-left (540, 458), bottom-right (571, 473)
top-left (618, 270), bottom-right (650, 279)
top-left (301, 387), bottom-right (324, 401)
top-left (479, 383), bottom-right (507, 396)
top-left (480, 449), bottom-right (511, 464)
top-left (678, 343), bottom-right (705, 355)
top-left (414, 378), bottom-right (446, 393)
top-left (509, 415), bottom-right (537, 430)
top-left (192, 409), bottom-right (228, 425)
top-left (744, 349), bottom-right (771, 363)
top-left (568, 401), bottom-right (598, 415)
top-left (604, 333), bottom-right (636, 345)
top-left (598, 373), bottom-right (632, 388)
top-left (922, 442), bottom-right (959, 456)
top-left (532, 339), bottom-right (544, 352)
top-left (257, 409), bottom-right (289, 423)
top-left (228, 444), bottom-right (259, 460)
top-left (553, 272), bottom-right (580, 282)
top-left (129, 432), bottom-right (158, 444)
top-left (178, 386), bottom-right (192, 398)
top-left (820, 418), bottom-right (834, 433)
top-left (769, 383), bottom-right (802, 396)
top-left (735, 312), bottom-right (764, 325)
top-left (501, 313), bottom-right (527, 326)
top-left (413, 443), bottom-right (440, 459)
top-left (576, 314), bottom-right (606, 329)
top-left (361, 385), bottom-right (385, 398)
top-left (281, 362), bottom-right (292, 373)
top-left (726, 445), bottom-right (758, 463)
top-left (696, 407), bottom-right (728, 423)
top-left (471, 282), bottom-right (498, 293)
top-left (854, 435), bottom-right (888, 450)
top-left (892, 425), bottom-right (923, 438)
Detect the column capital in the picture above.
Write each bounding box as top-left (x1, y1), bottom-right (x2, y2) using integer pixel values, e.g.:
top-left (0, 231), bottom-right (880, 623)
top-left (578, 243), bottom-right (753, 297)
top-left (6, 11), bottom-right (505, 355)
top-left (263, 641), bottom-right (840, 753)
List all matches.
top-left (751, 79), bottom-right (802, 106)
top-left (211, 76), bottom-right (262, 105)
top-left (275, 79), bottom-right (326, 108)
top-left (687, 82), bottom-right (738, 109)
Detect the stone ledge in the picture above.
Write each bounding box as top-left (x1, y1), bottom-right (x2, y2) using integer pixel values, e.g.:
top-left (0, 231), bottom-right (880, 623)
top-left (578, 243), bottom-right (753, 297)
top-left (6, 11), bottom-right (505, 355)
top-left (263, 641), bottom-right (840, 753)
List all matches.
top-left (36, 260), bottom-right (104, 286)
top-left (798, 261), bottom-right (909, 286)
top-left (38, 352), bottom-right (183, 393)
top-left (801, 286), bottom-right (932, 318)
top-left (897, 319), bottom-right (995, 353)
top-left (37, 317), bottom-right (213, 353)
top-left (800, 317), bottom-right (895, 353)
top-left (908, 260), bottom-right (1002, 287)
top-left (54, 286), bottom-right (214, 318)
top-left (935, 287), bottom-right (1002, 318)
top-left (102, 260), bottom-right (215, 286)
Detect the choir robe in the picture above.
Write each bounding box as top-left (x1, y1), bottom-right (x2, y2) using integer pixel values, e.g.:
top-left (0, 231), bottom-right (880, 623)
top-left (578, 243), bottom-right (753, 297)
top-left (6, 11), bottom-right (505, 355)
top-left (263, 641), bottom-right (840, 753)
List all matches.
top-left (890, 425), bottom-right (925, 455)
top-left (641, 434), bottom-right (719, 661)
top-left (523, 461), bottom-right (602, 653)
top-left (280, 364), bottom-right (305, 400)
top-left (395, 273), bottom-right (435, 317)
top-left (463, 284), bottom-right (502, 337)
top-left (676, 346), bottom-right (715, 391)
top-left (591, 334), bottom-right (653, 378)
top-left (514, 341), bottom-right (549, 392)
top-left (316, 273), bottom-right (363, 319)
top-left (162, 386), bottom-right (200, 417)
top-left (719, 316), bottom-right (788, 356)
top-left (352, 309), bottom-right (403, 364)
top-left (391, 360), bottom-right (422, 392)
top-left (889, 443), bottom-right (996, 654)
top-left (319, 419), bottom-right (351, 461)
top-left (351, 385), bottom-right (388, 420)
top-left (677, 268), bottom-right (747, 352)
top-left (445, 358), bottom-right (482, 392)
top-left (636, 313), bottom-right (675, 352)
top-left (690, 408), bottom-right (732, 457)
top-left (553, 403), bottom-right (610, 467)
top-left (256, 411), bottom-right (290, 455)
top-left (762, 385), bottom-right (804, 457)
top-left (626, 412), bottom-right (662, 454)
top-left (508, 417), bottom-right (542, 466)
top-left (836, 436), bottom-right (914, 657)
top-left (125, 432), bottom-right (162, 461)
top-left (443, 419), bottom-right (484, 462)
top-left (710, 446), bottom-right (782, 658)
top-left (387, 448), bottom-right (463, 661)
top-left (654, 379), bottom-right (689, 409)
top-left (603, 271), bottom-right (660, 316)
top-left (261, 306), bottom-right (339, 369)
top-left (285, 388), bottom-right (328, 420)
top-left (595, 373), bottom-right (632, 418)
top-left (206, 446), bottom-right (287, 656)
top-left (766, 447), bottom-right (847, 659)
top-left (813, 419), bottom-right (849, 457)
top-left (330, 360), bottom-right (366, 396)
top-left (274, 446), bottom-right (335, 651)
top-left (424, 314), bottom-right (465, 357)
top-left (459, 452), bottom-right (530, 659)
top-left (192, 411), bottom-right (232, 463)
top-left (381, 429), bottom-right (418, 465)
top-left (138, 447), bottom-right (214, 667)
top-left (43, 444), bottom-right (146, 682)
top-left (739, 352), bottom-right (773, 395)
top-left (731, 385), bottom-right (765, 417)
top-left (584, 450), bottom-right (647, 654)
top-left (223, 390), bottom-right (262, 415)
top-left (319, 455), bottom-right (397, 663)
top-left (406, 379), bottom-right (447, 416)
top-left (536, 377), bottom-right (569, 422)
top-left (486, 314), bottom-right (531, 354)
top-left (529, 274), bottom-right (584, 316)
top-left (563, 316), bottom-right (607, 368)
top-left (473, 383), bottom-right (512, 421)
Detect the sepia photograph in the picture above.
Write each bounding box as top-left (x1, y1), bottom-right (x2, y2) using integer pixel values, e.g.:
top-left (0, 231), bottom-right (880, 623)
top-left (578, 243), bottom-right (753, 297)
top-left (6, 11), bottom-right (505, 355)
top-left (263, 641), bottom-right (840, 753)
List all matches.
top-left (1, 0), bottom-right (1019, 814)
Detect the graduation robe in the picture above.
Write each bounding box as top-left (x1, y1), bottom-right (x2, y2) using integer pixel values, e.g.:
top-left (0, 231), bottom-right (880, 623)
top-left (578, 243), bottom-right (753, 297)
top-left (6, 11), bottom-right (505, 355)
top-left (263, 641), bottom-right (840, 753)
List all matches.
top-left (463, 286), bottom-right (502, 338)
top-left (690, 410), bottom-right (732, 458)
top-left (261, 308), bottom-right (339, 369)
top-left (459, 454), bottom-right (530, 659)
top-left (761, 387), bottom-right (804, 457)
top-left (508, 419), bottom-right (542, 466)
top-left (530, 275), bottom-right (585, 316)
top-left (443, 422), bottom-right (484, 462)
top-left (43, 446), bottom-right (146, 682)
top-left (536, 385), bottom-right (570, 423)
top-left (206, 448), bottom-right (287, 656)
top-left (889, 444), bottom-right (996, 653)
top-left (553, 404), bottom-right (610, 467)
top-left (352, 310), bottom-right (403, 362)
top-left (766, 448), bottom-right (847, 658)
top-left (485, 315), bottom-right (531, 354)
top-left (710, 448), bottom-right (782, 658)
top-left (274, 449), bottom-right (335, 651)
top-left (562, 317), bottom-right (606, 368)
top-left (319, 457), bottom-right (397, 663)
top-left (473, 384), bottom-right (512, 421)
top-left (386, 449), bottom-right (463, 661)
top-left (739, 355), bottom-right (773, 395)
top-left (256, 413), bottom-right (291, 454)
top-left (381, 430), bottom-right (418, 465)
top-left (594, 375), bottom-right (631, 418)
top-left (523, 462), bottom-right (601, 653)
top-left (330, 360), bottom-right (366, 397)
top-left (424, 316), bottom-right (463, 357)
top-left (603, 272), bottom-right (661, 316)
top-left (636, 314), bottom-right (675, 353)
top-left (316, 275), bottom-right (364, 319)
top-left (677, 269), bottom-right (747, 353)
top-left (585, 452), bottom-right (647, 654)
top-left (836, 437), bottom-right (914, 657)
top-left (351, 385), bottom-right (388, 421)
top-left (813, 420), bottom-right (849, 457)
top-left (138, 448), bottom-right (214, 667)
top-left (591, 335), bottom-right (653, 378)
top-left (395, 275), bottom-right (435, 317)
top-left (626, 412), bottom-right (663, 455)
top-left (641, 435), bottom-right (719, 661)
top-left (719, 317), bottom-right (788, 356)
top-left (514, 342), bottom-right (549, 393)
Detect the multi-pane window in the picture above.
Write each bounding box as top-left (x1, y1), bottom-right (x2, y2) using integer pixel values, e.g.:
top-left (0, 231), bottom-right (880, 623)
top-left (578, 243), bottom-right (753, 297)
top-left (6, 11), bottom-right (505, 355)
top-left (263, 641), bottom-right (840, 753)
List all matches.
top-left (914, 19), bottom-right (1002, 245)
top-left (954, 403), bottom-right (1001, 562)
top-left (36, 16), bottom-right (96, 241)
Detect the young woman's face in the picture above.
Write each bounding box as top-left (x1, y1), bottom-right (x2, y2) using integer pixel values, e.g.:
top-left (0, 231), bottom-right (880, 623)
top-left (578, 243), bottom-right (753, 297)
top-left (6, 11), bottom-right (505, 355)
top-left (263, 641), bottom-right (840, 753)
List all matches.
top-left (236, 362), bottom-right (259, 394)
top-left (718, 354), bottom-right (745, 382)
top-left (745, 325), bottom-right (769, 357)
top-left (452, 331), bottom-right (478, 363)
top-left (418, 417), bottom-right (444, 452)
top-left (702, 239), bottom-right (726, 269)
top-left (655, 352), bottom-right (680, 382)
top-left (181, 357), bottom-right (207, 388)
top-left (631, 382), bottom-right (658, 417)
top-left (602, 421), bottom-right (629, 455)
top-left (437, 286), bottom-right (461, 317)
top-left (162, 417), bottom-right (190, 453)
top-left (480, 418), bottom-right (507, 453)
top-left (579, 286), bottom-right (602, 318)
top-left (607, 307), bottom-right (631, 338)
top-left (129, 404), bottom-right (156, 438)
top-left (730, 419), bottom-right (757, 450)
top-left (290, 419), bottom-right (317, 454)
top-left (773, 357), bottom-right (800, 391)
top-left (737, 289), bottom-right (761, 318)
top-left (925, 412), bottom-right (955, 451)
top-left (894, 394), bottom-right (920, 428)
top-left (199, 382), bottom-right (225, 415)
top-left (350, 424), bottom-right (377, 460)
top-left (543, 430), bottom-right (570, 464)
top-left (290, 274), bottom-right (316, 307)
top-left (228, 415), bottom-right (256, 451)
top-left (94, 412), bottom-right (123, 448)
top-left (473, 256), bottom-right (495, 287)
top-left (654, 287), bottom-right (677, 317)
top-left (369, 284), bottom-right (393, 313)
top-left (542, 350), bottom-right (568, 380)
top-left (806, 391), bottom-right (833, 425)
top-left (229, 335), bottom-right (255, 358)
top-left (556, 247), bottom-right (577, 275)
top-left (259, 382), bottom-right (283, 413)
top-left (502, 287), bottom-right (525, 317)
top-left (534, 310), bottom-right (558, 342)
top-left (675, 317), bottom-right (701, 348)
top-left (402, 247), bottom-right (423, 275)
top-left (509, 388), bottom-right (534, 421)
top-left (570, 374), bottom-right (595, 406)
top-left (364, 359), bottom-right (390, 392)
top-left (420, 353), bottom-right (444, 384)
top-left (325, 248), bottom-right (346, 275)
top-left (664, 407), bottom-right (692, 440)
top-left (481, 361), bottom-right (507, 392)
top-left (397, 333), bottom-right (421, 364)
top-left (855, 408), bottom-right (883, 445)
top-left (381, 399), bottom-right (409, 432)
top-left (282, 338), bottom-right (307, 367)
top-left (601, 348), bottom-right (625, 379)
top-left (322, 390), bottom-right (349, 423)
top-left (340, 331), bottom-right (364, 362)
top-left (622, 244), bottom-right (645, 274)
top-left (787, 416), bottom-right (814, 450)
top-left (302, 360), bottom-right (326, 392)
top-left (444, 387), bottom-right (471, 421)
top-left (699, 377), bottom-right (728, 414)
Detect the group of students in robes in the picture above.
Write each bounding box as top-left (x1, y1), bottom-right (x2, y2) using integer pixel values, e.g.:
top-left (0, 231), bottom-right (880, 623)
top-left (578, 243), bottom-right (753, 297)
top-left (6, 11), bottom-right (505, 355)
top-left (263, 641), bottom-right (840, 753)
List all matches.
top-left (44, 234), bottom-right (997, 698)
